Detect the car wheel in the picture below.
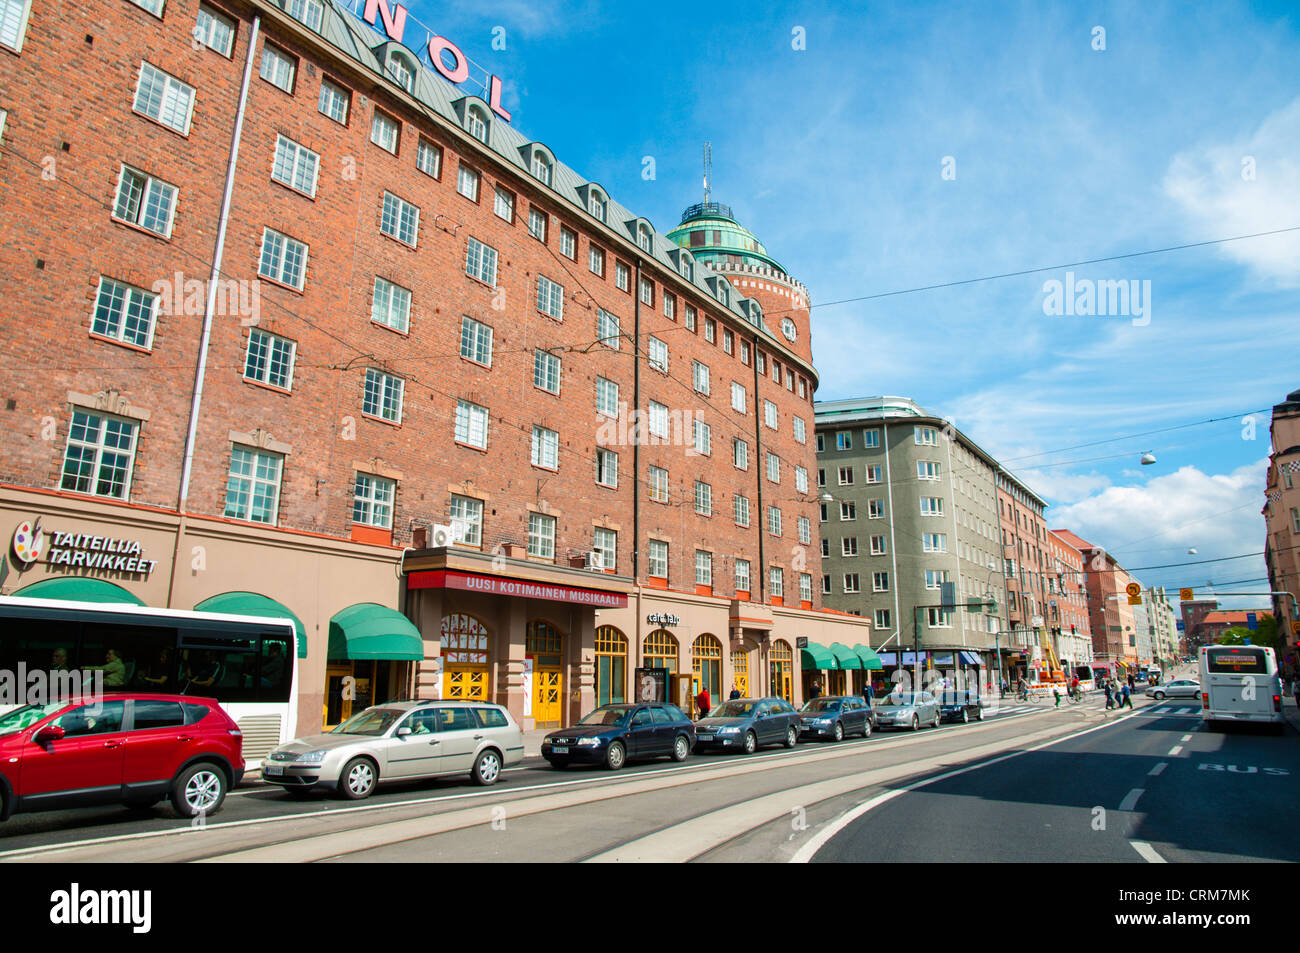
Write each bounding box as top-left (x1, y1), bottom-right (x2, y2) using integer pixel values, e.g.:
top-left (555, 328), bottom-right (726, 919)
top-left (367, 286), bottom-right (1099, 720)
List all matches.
top-left (784, 725), bottom-right (798, 748)
top-left (932, 711), bottom-right (941, 729)
top-left (960, 709), bottom-right (969, 724)
top-left (171, 762), bottom-right (227, 818)
top-left (743, 730), bottom-right (757, 754)
top-left (862, 719), bottom-right (872, 738)
top-left (604, 741), bottom-right (626, 771)
top-left (911, 714), bottom-right (920, 731)
top-left (671, 734), bottom-right (690, 762)
top-left (975, 707), bottom-right (984, 721)
top-left (471, 749), bottom-right (502, 786)
top-left (338, 757), bottom-right (378, 800)
top-left (1153, 691), bottom-right (1165, 700)
top-left (832, 722), bottom-right (844, 743)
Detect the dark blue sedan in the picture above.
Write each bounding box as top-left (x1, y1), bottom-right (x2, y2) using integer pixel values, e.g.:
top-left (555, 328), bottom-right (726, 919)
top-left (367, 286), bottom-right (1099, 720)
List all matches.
top-left (542, 703), bottom-right (695, 770)
top-left (694, 697), bottom-right (801, 754)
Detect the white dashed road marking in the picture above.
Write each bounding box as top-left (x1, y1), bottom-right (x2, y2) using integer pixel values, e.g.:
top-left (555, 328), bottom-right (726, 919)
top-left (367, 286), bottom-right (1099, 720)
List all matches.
top-left (1131, 840), bottom-right (1166, 863)
top-left (1147, 762), bottom-right (1168, 776)
top-left (1118, 788), bottom-right (1144, 811)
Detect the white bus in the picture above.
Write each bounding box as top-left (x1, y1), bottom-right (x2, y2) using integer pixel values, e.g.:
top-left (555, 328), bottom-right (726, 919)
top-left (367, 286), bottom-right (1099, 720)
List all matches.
top-left (0, 596), bottom-right (299, 763)
top-left (1199, 643), bottom-right (1284, 733)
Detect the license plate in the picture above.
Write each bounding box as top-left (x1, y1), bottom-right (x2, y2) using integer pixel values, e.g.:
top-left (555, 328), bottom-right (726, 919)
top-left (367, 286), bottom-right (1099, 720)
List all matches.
top-left (264, 764), bottom-right (283, 776)
top-left (551, 745), bottom-right (569, 754)
top-left (698, 733), bottom-right (713, 741)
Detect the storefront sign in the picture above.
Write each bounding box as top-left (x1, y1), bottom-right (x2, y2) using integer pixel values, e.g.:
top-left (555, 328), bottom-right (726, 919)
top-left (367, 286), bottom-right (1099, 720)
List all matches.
top-left (11, 519), bottom-right (158, 576)
top-left (646, 612), bottom-right (679, 627)
top-left (407, 570), bottom-right (628, 608)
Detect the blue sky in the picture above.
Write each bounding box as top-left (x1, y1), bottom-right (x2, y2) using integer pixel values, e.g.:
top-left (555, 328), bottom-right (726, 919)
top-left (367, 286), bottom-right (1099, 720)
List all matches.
top-left (400, 0), bottom-right (1299, 606)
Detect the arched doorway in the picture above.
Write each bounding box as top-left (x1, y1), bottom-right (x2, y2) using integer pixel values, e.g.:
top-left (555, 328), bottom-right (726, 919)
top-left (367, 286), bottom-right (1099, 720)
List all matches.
top-left (771, 640), bottom-right (793, 703)
top-left (526, 620), bottom-right (564, 727)
top-left (731, 647), bottom-right (750, 697)
top-left (595, 625), bottom-right (627, 706)
top-left (693, 634), bottom-right (722, 701)
top-left (441, 613), bottom-right (489, 700)
top-left (643, 629), bottom-right (679, 678)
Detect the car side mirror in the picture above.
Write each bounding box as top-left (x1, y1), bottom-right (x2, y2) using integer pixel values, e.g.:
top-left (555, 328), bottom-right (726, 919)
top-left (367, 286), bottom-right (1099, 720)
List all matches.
top-left (396, 726), bottom-right (412, 738)
top-left (35, 725), bottom-right (65, 744)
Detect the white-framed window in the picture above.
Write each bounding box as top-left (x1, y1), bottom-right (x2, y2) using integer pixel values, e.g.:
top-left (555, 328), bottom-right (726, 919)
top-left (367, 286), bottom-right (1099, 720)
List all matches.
top-left (766, 452), bottom-right (780, 484)
top-left (798, 516), bottom-right (811, 545)
top-left (663, 293), bottom-right (676, 320)
top-left (194, 4), bottom-right (236, 56)
top-left (922, 533), bottom-right (947, 553)
top-left (840, 501), bottom-right (856, 521)
top-left (466, 105), bottom-right (489, 142)
top-left (649, 336), bottom-right (668, 372)
top-left (921, 497), bottom-right (944, 517)
top-left (740, 341), bottom-right (751, 365)
top-left (768, 505), bottom-right (782, 537)
top-left (528, 512), bottom-right (556, 559)
top-left (597, 309), bottom-right (620, 349)
top-left (684, 304), bottom-right (697, 331)
top-left (465, 237), bottom-right (498, 285)
top-left (793, 417), bottom-right (806, 444)
top-left (722, 329), bottom-right (733, 355)
top-left (693, 419), bottom-right (711, 456)
top-left (817, 468), bottom-right (826, 487)
top-left (371, 277), bottom-right (412, 334)
top-left (734, 494), bottom-right (750, 527)
top-left (764, 400), bottom-right (778, 430)
top-left (872, 571), bottom-right (889, 593)
top-left (244, 328), bottom-right (295, 390)
top-left (531, 425), bottom-right (559, 469)
top-left (863, 428), bottom-right (880, 448)
top-left (416, 138), bottom-right (441, 177)
top-left (271, 135), bottom-right (320, 197)
top-left (870, 535), bottom-right (886, 555)
top-left (596, 377), bottom-right (619, 417)
top-left (223, 445), bottom-right (282, 524)
top-left (796, 466), bottom-right (808, 493)
top-left (865, 465), bottom-right (882, 483)
top-left (380, 191), bottom-right (419, 246)
top-left (769, 567), bottom-right (784, 599)
top-left (649, 466), bottom-right (669, 503)
top-left (615, 261), bottom-right (630, 291)
top-left (454, 399), bottom-right (489, 448)
top-left (695, 550), bottom-right (712, 587)
top-left (386, 51), bottom-right (415, 92)
top-left (838, 466), bottom-right (853, 486)
top-left (352, 473), bottom-right (395, 529)
top-left (639, 277), bottom-right (654, 307)
top-left (60, 409), bottom-right (138, 500)
top-left (130, 0), bottom-right (165, 16)
top-left (592, 527), bottom-right (617, 571)
top-left (560, 226), bottom-right (576, 259)
top-left (820, 503), bottom-right (828, 523)
top-left (843, 573), bottom-right (860, 594)
top-left (735, 559), bottom-right (751, 594)
top-left (283, 0), bottom-right (323, 30)
top-left (259, 43), bottom-right (296, 93)
top-left (529, 207), bottom-right (547, 242)
top-left (258, 227), bottom-right (308, 289)
top-left (915, 426), bottom-right (938, 446)
top-left (536, 275), bottom-right (564, 319)
top-left (363, 368), bottom-right (404, 423)
top-left (596, 448), bottom-right (618, 488)
top-left (648, 401), bottom-right (669, 438)
top-left (532, 151), bottom-right (552, 185)
top-left (91, 277), bottom-right (157, 349)
top-left (868, 499), bottom-right (884, 519)
top-left (589, 245), bottom-right (605, 276)
top-left (771, 360), bottom-right (781, 384)
top-left (494, 186), bottom-right (515, 222)
top-left (842, 537), bottom-right (858, 557)
top-left (731, 382), bottom-right (746, 413)
top-left (318, 78), bottom-right (350, 124)
top-left (638, 224), bottom-right (653, 253)
top-left (694, 480), bottom-right (712, 516)
top-left (836, 431), bottom-right (852, 451)
top-left (875, 609), bottom-right (891, 629)
top-left (927, 608), bottom-right (953, 628)
top-left (456, 163), bottom-right (479, 200)
top-left (924, 569), bottom-right (950, 589)
top-left (533, 349), bottom-right (560, 394)
top-left (733, 438), bottom-right (748, 470)
top-left (448, 494), bottom-right (483, 545)
top-left (918, 461), bottom-right (941, 481)
top-left (134, 62), bottom-right (196, 134)
top-left (648, 539), bottom-right (668, 578)
top-left (588, 189), bottom-right (606, 222)
top-left (816, 433), bottom-right (825, 452)
top-left (692, 361), bottom-right (710, 395)
top-left (704, 318), bottom-right (716, 343)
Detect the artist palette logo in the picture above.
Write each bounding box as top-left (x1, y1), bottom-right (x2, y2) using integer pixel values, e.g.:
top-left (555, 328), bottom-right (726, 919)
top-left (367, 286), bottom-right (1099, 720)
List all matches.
top-left (12, 518), bottom-right (44, 566)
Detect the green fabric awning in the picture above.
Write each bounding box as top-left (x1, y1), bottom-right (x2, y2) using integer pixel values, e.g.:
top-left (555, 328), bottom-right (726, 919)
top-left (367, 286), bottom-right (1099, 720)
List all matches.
top-left (852, 644), bottom-right (884, 670)
top-left (829, 642), bottom-right (863, 670)
top-left (195, 591), bottom-right (307, 658)
top-left (801, 642), bottom-right (837, 670)
top-left (328, 603), bottom-right (424, 661)
top-left (12, 577), bottom-right (145, 605)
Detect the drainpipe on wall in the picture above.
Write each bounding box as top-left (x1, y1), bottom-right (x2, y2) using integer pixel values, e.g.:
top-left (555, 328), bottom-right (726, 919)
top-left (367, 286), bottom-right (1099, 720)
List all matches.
top-left (751, 333), bottom-right (765, 603)
top-left (632, 258), bottom-right (643, 676)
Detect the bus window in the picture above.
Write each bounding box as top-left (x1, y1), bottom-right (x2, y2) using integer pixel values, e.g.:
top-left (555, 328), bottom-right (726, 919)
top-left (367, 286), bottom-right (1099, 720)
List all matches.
top-left (78, 622), bottom-right (176, 691)
top-left (1205, 647), bottom-right (1268, 674)
top-left (179, 632), bottom-right (260, 702)
top-left (0, 618), bottom-right (80, 683)
top-left (259, 632), bottom-right (292, 703)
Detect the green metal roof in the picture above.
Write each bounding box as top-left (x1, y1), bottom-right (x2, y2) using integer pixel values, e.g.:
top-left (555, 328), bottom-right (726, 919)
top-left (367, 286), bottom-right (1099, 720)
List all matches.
top-left (853, 644), bottom-right (884, 670)
top-left (12, 577), bottom-right (145, 605)
top-left (829, 642), bottom-right (863, 670)
top-left (328, 603), bottom-right (424, 661)
top-left (195, 591), bottom-right (308, 658)
top-left (801, 642), bottom-right (837, 670)
top-left (666, 202), bottom-right (788, 274)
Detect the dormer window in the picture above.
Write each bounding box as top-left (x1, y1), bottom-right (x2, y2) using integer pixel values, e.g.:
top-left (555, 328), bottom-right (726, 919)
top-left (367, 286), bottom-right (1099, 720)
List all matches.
top-left (386, 51), bottom-right (416, 93)
top-left (719, 284), bottom-right (730, 306)
top-left (532, 151), bottom-right (552, 186)
top-left (588, 189), bottom-right (606, 223)
top-left (637, 224), bottom-right (652, 253)
top-left (467, 105), bottom-right (489, 143)
top-left (679, 253), bottom-right (693, 281)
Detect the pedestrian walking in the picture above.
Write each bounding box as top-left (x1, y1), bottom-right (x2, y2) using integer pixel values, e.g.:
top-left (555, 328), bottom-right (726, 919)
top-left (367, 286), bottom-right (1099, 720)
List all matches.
top-left (1000, 677), bottom-right (1008, 698)
top-left (1121, 683), bottom-right (1134, 709)
top-left (696, 686), bottom-right (711, 719)
top-left (862, 680), bottom-right (874, 707)
top-left (1053, 686), bottom-right (1061, 708)
top-left (1104, 682), bottom-right (1113, 710)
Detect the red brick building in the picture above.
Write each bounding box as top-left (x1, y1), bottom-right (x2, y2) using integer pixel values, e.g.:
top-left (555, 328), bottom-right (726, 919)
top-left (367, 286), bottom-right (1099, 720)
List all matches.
top-left (0, 0), bottom-right (868, 741)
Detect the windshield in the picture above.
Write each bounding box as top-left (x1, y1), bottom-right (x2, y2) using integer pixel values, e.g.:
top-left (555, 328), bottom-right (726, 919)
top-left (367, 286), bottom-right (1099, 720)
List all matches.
top-left (801, 699), bottom-right (839, 713)
top-left (331, 707), bottom-right (404, 736)
top-left (879, 692), bottom-right (917, 707)
top-left (708, 701), bottom-right (756, 719)
top-left (1206, 647), bottom-right (1268, 675)
top-left (578, 707), bottom-right (630, 726)
top-left (0, 702), bottom-right (66, 735)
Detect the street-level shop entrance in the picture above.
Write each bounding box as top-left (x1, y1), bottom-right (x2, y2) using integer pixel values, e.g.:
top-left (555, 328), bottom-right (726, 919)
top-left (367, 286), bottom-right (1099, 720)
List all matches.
top-left (527, 620), bottom-right (564, 728)
top-left (771, 640), bottom-right (793, 702)
top-left (595, 625), bottom-right (627, 706)
top-left (693, 634), bottom-right (722, 700)
top-left (732, 649), bottom-right (749, 696)
top-left (443, 613), bottom-right (490, 700)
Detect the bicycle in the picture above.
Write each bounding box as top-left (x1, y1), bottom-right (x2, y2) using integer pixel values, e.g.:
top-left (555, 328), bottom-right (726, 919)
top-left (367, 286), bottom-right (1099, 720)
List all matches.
top-left (1065, 688), bottom-right (1081, 705)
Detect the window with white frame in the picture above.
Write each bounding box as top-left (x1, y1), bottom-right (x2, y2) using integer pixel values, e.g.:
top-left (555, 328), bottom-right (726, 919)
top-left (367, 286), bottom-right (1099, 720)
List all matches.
top-left (386, 52), bottom-right (414, 92)
top-left (648, 401), bottom-right (669, 438)
top-left (920, 497), bottom-right (944, 517)
top-left (134, 63), bottom-right (195, 134)
top-left (722, 329), bottom-right (733, 355)
top-left (528, 206), bottom-right (547, 241)
top-left (456, 163), bottom-right (479, 200)
top-left (194, 4), bottom-right (235, 56)
top-left (416, 138), bottom-right (441, 177)
top-left (380, 191), bottom-right (420, 246)
top-left (244, 328), bottom-right (295, 390)
top-left (872, 571), bottom-right (889, 592)
top-left (680, 254), bottom-right (694, 281)
top-left (363, 369), bottom-right (404, 423)
top-left (223, 445), bottom-right (281, 524)
top-left (793, 417), bottom-right (806, 444)
top-left (875, 609), bottom-right (890, 629)
top-left (597, 309), bottom-right (620, 349)
top-left (924, 570), bottom-right (950, 590)
top-left (532, 151), bottom-right (552, 185)
top-left (527, 512), bottom-right (556, 559)
top-left (589, 244), bottom-right (604, 276)
top-left (493, 186), bottom-right (515, 222)
top-left (817, 468), bottom-right (825, 487)
top-left (131, 0), bottom-right (165, 17)
top-left (639, 277), bottom-right (654, 307)
top-left (684, 304), bottom-right (697, 331)
top-left (352, 473), bottom-right (394, 528)
top-left (258, 228), bottom-right (308, 289)
top-left (647, 336), bottom-right (668, 372)
top-left (694, 480), bottom-right (711, 516)
top-left (533, 349), bottom-right (560, 394)
top-left (318, 77), bottom-right (349, 124)
top-left (615, 261), bottom-right (630, 291)
top-left (693, 361), bottom-right (709, 395)
top-left (870, 535), bottom-right (886, 555)
top-left (61, 409), bottom-right (138, 500)
top-left (838, 466), bottom-right (854, 486)
top-left (798, 516), bottom-right (810, 545)
top-left (922, 533), bottom-right (947, 553)
top-left (868, 498), bottom-right (883, 518)
top-left (918, 461), bottom-right (941, 481)
top-left (271, 135), bottom-right (319, 196)
top-left (766, 452), bottom-right (780, 484)
top-left (649, 466), bottom-right (669, 503)
top-left (648, 539), bottom-right (668, 578)
top-left (370, 111), bottom-right (401, 153)
top-left (863, 428), bottom-right (880, 448)
top-left (820, 503), bottom-right (828, 523)
top-left (835, 431), bottom-right (852, 451)
top-left (466, 105), bottom-right (488, 143)
top-left (733, 438), bottom-right (748, 470)
top-left (768, 505), bottom-right (782, 536)
top-left (796, 466), bottom-right (808, 493)
top-left (536, 275), bottom-right (564, 319)
top-left (531, 425), bottom-right (559, 469)
top-left (734, 494), bottom-right (750, 527)
top-left (764, 400), bottom-right (778, 430)
top-left (0, 0), bottom-right (30, 51)
top-left (731, 382), bottom-right (746, 413)
top-left (596, 448), bottom-right (618, 488)
top-left (259, 44), bottom-right (296, 93)
top-left (740, 341), bottom-right (750, 364)
top-left (840, 501), bottom-right (856, 521)
top-left (843, 573), bottom-right (860, 594)
top-left (693, 420), bottom-right (711, 456)
top-left (735, 559), bottom-right (751, 594)
top-left (695, 550), bottom-right (712, 587)
top-left (560, 226), bottom-right (576, 259)
top-left (92, 277), bottom-right (157, 349)
top-left (454, 399), bottom-right (488, 448)
top-left (704, 318), bottom-right (715, 343)
top-left (769, 567), bottom-right (784, 599)
top-left (596, 377), bottom-right (619, 417)
top-left (771, 360), bottom-right (780, 384)
top-left (842, 537), bottom-right (858, 557)
top-left (370, 277), bottom-right (411, 333)
top-left (915, 426), bottom-right (938, 445)
top-left (283, 0), bottom-right (323, 30)
top-left (449, 494), bottom-right (483, 545)
top-left (465, 237), bottom-right (498, 285)
top-left (592, 527), bottom-right (616, 571)
top-left (587, 190), bottom-right (606, 222)
top-left (663, 293), bottom-right (676, 320)
top-left (458, 315), bottom-right (493, 365)
top-left (822, 575), bottom-right (832, 594)
top-left (816, 433), bottom-right (825, 452)
top-left (927, 608), bottom-right (953, 628)
top-left (638, 225), bottom-right (653, 253)
top-left (865, 465), bottom-right (882, 483)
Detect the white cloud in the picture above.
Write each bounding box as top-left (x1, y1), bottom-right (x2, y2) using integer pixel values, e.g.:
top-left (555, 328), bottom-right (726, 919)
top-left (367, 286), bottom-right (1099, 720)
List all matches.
top-left (1012, 468), bottom-right (1111, 505)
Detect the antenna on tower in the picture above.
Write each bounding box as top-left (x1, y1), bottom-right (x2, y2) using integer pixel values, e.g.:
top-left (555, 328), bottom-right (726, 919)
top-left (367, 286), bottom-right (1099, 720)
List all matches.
top-left (703, 141), bottom-right (712, 204)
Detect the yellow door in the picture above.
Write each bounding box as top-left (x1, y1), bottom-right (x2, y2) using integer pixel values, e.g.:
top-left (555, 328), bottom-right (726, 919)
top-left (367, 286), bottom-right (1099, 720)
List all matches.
top-left (535, 669), bottom-right (562, 726)
top-left (735, 672), bottom-right (749, 696)
top-left (446, 666), bottom-right (488, 700)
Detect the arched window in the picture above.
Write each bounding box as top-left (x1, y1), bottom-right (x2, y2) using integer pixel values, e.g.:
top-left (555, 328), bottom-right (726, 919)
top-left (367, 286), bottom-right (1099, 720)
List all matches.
top-left (770, 639), bottom-right (793, 702)
top-left (693, 634), bottom-right (722, 699)
top-left (731, 649), bottom-right (750, 697)
top-left (595, 625), bottom-right (627, 706)
top-left (588, 189), bottom-right (606, 223)
top-left (679, 253), bottom-right (693, 281)
top-left (526, 620), bottom-right (563, 664)
top-left (441, 613), bottom-right (488, 664)
top-left (638, 224), bottom-right (652, 253)
top-left (386, 50), bottom-right (415, 93)
top-left (467, 105), bottom-right (488, 143)
top-left (643, 629), bottom-right (678, 676)
top-left (532, 150), bottom-right (552, 186)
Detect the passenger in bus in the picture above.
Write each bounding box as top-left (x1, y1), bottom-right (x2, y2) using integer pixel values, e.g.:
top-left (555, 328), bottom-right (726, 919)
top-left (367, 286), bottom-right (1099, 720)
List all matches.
top-left (183, 652), bottom-right (221, 693)
top-left (139, 647), bottom-right (172, 690)
top-left (83, 649), bottom-right (127, 687)
top-left (261, 643), bottom-right (286, 688)
top-left (50, 647), bottom-right (70, 672)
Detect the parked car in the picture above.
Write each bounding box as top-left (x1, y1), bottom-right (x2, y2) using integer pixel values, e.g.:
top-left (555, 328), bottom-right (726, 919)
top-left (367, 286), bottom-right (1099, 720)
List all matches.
top-left (937, 690), bottom-right (985, 724)
top-left (0, 693), bottom-right (244, 821)
top-left (798, 695), bottom-right (873, 741)
top-left (542, 703), bottom-right (694, 770)
top-left (1146, 678), bottom-right (1201, 700)
top-left (263, 700), bottom-right (523, 798)
top-left (695, 697), bottom-right (801, 754)
top-left (874, 691), bottom-right (941, 731)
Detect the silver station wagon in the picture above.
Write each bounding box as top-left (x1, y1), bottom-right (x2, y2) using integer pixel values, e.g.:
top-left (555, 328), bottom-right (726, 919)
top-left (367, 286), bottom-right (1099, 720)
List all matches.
top-left (262, 700), bottom-right (524, 799)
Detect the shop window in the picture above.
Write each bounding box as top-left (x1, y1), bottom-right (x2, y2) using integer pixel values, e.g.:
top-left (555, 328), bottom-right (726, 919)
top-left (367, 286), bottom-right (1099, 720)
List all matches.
top-left (595, 626), bottom-right (627, 706)
top-left (643, 629), bottom-right (678, 676)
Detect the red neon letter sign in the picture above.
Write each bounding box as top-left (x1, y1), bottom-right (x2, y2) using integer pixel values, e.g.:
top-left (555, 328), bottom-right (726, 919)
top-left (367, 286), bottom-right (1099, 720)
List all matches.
top-left (427, 35), bottom-right (469, 84)
top-left (363, 0), bottom-right (408, 44)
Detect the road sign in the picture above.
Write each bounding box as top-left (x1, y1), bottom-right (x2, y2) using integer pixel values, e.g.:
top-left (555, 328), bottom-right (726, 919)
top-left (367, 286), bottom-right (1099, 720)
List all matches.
top-left (1128, 595), bottom-right (1142, 605)
top-left (1126, 582), bottom-right (1141, 598)
top-left (1179, 588), bottom-right (1194, 601)
top-left (1247, 612), bottom-right (1258, 631)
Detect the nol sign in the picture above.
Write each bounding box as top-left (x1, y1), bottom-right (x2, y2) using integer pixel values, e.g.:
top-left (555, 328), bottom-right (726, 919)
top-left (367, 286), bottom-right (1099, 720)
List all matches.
top-left (362, 0), bottom-right (512, 121)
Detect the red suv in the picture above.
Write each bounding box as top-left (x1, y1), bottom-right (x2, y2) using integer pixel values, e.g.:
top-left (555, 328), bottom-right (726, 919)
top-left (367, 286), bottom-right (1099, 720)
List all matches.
top-left (0, 693), bottom-right (244, 821)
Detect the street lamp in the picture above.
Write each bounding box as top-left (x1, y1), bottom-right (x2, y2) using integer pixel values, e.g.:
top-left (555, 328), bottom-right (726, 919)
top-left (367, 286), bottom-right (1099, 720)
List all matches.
top-left (1140, 451), bottom-right (1157, 465)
